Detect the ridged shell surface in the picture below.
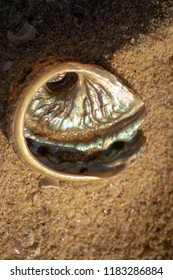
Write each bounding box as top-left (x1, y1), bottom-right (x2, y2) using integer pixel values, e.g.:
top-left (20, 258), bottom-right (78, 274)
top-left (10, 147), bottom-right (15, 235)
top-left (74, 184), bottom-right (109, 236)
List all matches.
top-left (10, 59), bottom-right (146, 180)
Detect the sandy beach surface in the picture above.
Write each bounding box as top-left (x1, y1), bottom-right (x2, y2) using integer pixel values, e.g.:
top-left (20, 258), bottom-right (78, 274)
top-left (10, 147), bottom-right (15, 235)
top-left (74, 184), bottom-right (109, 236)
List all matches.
top-left (0, 0), bottom-right (173, 259)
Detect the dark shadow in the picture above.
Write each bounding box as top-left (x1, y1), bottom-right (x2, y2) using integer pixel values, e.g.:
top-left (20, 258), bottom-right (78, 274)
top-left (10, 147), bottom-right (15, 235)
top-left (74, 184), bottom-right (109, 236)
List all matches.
top-left (0, 0), bottom-right (171, 138)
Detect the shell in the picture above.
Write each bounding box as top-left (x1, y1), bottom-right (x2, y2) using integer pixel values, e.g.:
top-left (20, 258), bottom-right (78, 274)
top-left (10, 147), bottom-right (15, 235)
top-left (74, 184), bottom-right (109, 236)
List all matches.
top-left (7, 22), bottom-right (37, 45)
top-left (9, 58), bottom-right (146, 180)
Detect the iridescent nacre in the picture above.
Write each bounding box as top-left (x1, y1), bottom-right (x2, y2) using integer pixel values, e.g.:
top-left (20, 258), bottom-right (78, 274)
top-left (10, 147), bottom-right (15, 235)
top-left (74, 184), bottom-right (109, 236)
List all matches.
top-left (9, 58), bottom-right (146, 180)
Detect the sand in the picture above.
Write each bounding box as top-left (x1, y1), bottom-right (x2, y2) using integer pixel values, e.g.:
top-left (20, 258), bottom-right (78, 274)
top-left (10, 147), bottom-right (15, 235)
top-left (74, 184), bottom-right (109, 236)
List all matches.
top-left (0, 0), bottom-right (173, 259)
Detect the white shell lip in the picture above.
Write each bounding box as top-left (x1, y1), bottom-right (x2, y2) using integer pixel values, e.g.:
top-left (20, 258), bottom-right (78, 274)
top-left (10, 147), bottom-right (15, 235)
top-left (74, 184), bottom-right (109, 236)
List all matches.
top-left (12, 61), bottom-right (146, 181)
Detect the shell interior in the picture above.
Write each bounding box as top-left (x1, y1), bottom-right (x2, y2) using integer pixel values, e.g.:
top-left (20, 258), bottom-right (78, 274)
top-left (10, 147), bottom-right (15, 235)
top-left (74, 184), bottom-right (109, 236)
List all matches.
top-left (22, 63), bottom-right (146, 178)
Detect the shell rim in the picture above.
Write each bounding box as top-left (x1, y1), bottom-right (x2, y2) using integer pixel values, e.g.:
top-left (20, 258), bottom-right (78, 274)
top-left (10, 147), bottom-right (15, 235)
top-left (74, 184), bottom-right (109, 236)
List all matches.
top-left (12, 61), bottom-right (119, 181)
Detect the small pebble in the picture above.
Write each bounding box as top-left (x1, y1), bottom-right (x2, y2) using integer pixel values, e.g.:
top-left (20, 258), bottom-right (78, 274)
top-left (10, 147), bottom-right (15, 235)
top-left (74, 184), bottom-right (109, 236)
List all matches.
top-left (130, 38), bottom-right (135, 45)
top-left (2, 61), bottom-right (13, 72)
top-left (25, 232), bottom-right (35, 247)
top-left (7, 22), bottom-right (37, 45)
top-left (13, 239), bottom-right (22, 255)
top-left (73, 5), bottom-right (85, 28)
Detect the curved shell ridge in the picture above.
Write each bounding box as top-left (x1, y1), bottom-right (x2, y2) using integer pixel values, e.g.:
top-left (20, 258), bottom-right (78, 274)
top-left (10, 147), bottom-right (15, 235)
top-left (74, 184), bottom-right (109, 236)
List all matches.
top-left (83, 79), bottom-right (100, 123)
top-left (90, 82), bottom-right (115, 121)
top-left (84, 78), bottom-right (108, 123)
top-left (86, 77), bottom-right (126, 121)
top-left (83, 95), bottom-right (96, 128)
top-left (85, 78), bottom-right (115, 123)
top-left (49, 90), bottom-right (73, 129)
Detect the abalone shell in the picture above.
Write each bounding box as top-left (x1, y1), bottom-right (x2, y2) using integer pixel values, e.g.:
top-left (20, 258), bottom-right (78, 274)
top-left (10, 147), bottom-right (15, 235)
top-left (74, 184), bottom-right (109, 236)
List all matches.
top-left (10, 58), bottom-right (146, 180)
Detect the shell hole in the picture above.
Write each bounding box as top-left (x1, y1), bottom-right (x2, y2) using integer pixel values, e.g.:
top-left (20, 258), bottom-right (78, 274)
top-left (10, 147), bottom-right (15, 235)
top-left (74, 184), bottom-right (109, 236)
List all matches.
top-left (46, 72), bottom-right (78, 94)
top-left (80, 167), bottom-right (88, 174)
top-left (110, 141), bottom-right (125, 151)
top-left (37, 146), bottom-right (49, 156)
